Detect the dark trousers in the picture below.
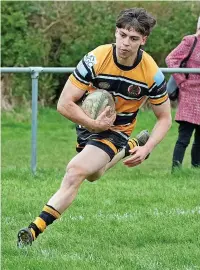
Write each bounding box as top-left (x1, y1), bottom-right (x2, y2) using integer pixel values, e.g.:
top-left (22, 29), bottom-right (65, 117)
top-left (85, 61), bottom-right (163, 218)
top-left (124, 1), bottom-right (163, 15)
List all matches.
top-left (172, 121), bottom-right (200, 169)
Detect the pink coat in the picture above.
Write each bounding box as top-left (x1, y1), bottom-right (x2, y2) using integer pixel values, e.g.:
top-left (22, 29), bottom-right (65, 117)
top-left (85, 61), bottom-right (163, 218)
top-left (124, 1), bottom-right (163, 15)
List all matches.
top-left (166, 35), bottom-right (200, 125)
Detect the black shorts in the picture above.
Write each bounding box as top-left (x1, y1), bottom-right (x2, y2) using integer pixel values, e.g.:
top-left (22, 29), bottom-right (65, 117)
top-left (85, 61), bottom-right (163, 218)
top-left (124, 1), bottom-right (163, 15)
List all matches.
top-left (76, 126), bottom-right (129, 160)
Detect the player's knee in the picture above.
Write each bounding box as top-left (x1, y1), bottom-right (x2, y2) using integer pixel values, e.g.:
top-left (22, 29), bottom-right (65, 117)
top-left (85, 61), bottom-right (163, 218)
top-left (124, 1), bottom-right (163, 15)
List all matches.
top-left (63, 165), bottom-right (88, 187)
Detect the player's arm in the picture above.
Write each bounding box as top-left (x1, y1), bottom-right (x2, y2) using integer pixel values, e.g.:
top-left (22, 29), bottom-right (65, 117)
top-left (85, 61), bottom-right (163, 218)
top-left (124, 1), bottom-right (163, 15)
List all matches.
top-left (143, 99), bottom-right (172, 153)
top-left (57, 80), bottom-right (94, 128)
top-left (57, 80), bottom-right (114, 132)
top-left (144, 67), bottom-right (172, 154)
top-left (123, 99), bottom-right (171, 167)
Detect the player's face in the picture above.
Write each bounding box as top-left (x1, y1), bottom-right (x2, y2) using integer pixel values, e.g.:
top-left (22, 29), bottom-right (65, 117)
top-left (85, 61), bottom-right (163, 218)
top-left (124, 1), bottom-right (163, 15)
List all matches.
top-left (115, 28), bottom-right (147, 60)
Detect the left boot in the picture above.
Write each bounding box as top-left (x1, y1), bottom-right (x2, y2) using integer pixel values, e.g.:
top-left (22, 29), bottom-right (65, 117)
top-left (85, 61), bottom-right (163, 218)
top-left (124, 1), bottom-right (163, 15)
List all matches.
top-left (17, 228), bottom-right (34, 248)
top-left (124, 130), bottom-right (150, 159)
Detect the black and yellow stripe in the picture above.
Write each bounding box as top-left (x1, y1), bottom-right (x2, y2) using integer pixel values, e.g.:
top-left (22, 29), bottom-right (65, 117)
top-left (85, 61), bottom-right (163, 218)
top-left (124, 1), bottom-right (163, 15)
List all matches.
top-left (28, 204), bottom-right (61, 239)
top-left (69, 43), bottom-right (168, 136)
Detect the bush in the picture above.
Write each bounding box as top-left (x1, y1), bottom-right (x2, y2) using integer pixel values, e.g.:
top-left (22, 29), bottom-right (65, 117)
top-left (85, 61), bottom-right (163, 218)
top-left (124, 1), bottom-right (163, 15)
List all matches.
top-left (1, 1), bottom-right (200, 109)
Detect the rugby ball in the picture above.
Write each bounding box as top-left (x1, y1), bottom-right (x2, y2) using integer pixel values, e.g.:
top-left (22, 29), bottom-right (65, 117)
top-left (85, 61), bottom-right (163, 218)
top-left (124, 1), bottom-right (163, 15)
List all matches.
top-left (81, 89), bottom-right (115, 119)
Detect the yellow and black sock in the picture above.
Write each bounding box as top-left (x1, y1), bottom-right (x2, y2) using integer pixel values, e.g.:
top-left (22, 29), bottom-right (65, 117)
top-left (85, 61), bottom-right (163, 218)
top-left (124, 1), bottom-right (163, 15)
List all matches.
top-left (124, 138), bottom-right (138, 157)
top-left (28, 204), bottom-right (61, 240)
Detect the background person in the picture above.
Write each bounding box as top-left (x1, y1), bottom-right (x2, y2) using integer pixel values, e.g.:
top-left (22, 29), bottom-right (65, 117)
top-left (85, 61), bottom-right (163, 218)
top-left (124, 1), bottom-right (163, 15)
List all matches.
top-left (166, 17), bottom-right (200, 171)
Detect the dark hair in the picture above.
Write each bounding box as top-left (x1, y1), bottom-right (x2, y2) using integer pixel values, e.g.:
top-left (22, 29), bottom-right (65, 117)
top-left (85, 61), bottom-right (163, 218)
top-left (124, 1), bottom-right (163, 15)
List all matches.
top-left (116, 8), bottom-right (156, 36)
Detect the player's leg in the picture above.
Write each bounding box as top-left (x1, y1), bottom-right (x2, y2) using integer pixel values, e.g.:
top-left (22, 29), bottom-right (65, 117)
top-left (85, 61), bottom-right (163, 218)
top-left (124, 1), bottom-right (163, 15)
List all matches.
top-left (86, 166), bottom-right (106, 182)
top-left (47, 145), bottom-right (110, 212)
top-left (17, 145), bottom-right (110, 247)
top-left (86, 136), bottom-right (118, 182)
top-left (87, 130), bottom-right (150, 181)
top-left (105, 129), bottom-right (150, 172)
top-left (87, 149), bottom-right (127, 182)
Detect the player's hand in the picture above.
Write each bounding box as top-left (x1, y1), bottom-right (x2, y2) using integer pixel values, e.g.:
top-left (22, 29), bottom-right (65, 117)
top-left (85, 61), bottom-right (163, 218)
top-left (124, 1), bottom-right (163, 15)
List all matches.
top-left (90, 106), bottom-right (116, 133)
top-left (123, 146), bottom-right (150, 167)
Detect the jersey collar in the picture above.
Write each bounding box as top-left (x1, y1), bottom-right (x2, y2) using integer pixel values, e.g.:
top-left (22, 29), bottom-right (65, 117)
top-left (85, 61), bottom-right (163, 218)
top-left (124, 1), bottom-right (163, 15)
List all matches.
top-left (112, 44), bottom-right (143, 71)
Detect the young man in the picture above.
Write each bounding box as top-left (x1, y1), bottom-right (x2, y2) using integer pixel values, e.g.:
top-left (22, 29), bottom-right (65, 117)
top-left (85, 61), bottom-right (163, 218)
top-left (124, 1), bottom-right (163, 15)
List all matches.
top-left (17, 8), bottom-right (171, 247)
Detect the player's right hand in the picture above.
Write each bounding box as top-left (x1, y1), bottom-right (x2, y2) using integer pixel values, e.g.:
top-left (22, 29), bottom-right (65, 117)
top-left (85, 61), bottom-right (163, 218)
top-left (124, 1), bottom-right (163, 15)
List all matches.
top-left (90, 106), bottom-right (116, 133)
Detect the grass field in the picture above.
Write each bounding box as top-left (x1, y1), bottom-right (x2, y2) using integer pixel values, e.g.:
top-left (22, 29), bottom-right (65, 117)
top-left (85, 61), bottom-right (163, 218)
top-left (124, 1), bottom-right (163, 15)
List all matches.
top-left (2, 107), bottom-right (200, 270)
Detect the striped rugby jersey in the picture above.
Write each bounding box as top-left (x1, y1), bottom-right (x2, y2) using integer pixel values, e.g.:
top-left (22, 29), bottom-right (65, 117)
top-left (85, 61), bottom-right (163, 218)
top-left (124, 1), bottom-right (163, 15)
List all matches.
top-left (69, 44), bottom-right (168, 137)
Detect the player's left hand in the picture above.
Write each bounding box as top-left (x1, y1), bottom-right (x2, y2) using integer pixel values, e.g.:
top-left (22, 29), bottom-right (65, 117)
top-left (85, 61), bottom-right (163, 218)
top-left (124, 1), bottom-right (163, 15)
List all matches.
top-left (123, 146), bottom-right (150, 167)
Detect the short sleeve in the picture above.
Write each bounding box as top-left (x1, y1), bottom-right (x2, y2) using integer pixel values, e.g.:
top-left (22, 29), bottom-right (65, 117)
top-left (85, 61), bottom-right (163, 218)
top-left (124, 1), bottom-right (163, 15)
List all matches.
top-left (148, 68), bottom-right (168, 106)
top-left (69, 52), bottom-right (97, 91)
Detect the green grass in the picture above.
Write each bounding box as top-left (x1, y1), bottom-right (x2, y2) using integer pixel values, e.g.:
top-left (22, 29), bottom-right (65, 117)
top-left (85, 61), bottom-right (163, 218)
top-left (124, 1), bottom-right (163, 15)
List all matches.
top-left (2, 107), bottom-right (200, 270)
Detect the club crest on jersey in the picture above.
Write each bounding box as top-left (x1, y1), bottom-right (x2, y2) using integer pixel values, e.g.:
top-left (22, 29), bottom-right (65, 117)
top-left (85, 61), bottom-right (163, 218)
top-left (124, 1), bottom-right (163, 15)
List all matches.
top-left (84, 53), bottom-right (97, 68)
top-left (98, 82), bottom-right (110, 90)
top-left (128, 85), bottom-right (141, 97)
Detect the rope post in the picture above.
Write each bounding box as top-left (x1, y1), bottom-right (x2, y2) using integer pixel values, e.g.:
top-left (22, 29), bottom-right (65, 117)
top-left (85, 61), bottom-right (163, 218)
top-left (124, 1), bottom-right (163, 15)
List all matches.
top-left (30, 67), bottom-right (43, 175)
top-left (1, 66), bottom-right (200, 175)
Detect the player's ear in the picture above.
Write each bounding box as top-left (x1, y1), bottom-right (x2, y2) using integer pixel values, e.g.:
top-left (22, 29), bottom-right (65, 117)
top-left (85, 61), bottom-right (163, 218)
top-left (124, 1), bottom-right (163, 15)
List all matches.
top-left (141, 36), bottom-right (147, 46)
top-left (115, 27), bottom-right (119, 37)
